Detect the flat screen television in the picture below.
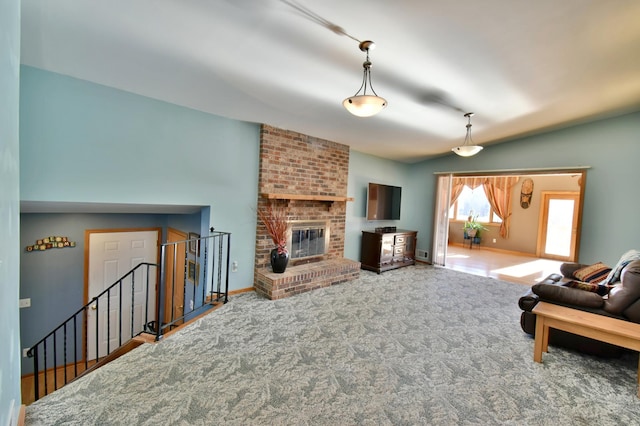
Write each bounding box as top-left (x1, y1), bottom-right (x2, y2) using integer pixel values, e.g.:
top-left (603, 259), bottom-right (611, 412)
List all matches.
top-left (367, 183), bottom-right (402, 220)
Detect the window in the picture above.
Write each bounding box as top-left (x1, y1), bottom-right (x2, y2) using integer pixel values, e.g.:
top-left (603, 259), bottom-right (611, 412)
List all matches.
top-left (449, 185), bottom-right (502, 223)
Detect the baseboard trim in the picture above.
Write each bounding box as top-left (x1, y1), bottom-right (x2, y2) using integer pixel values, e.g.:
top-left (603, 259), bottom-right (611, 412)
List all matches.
top-left (229, 287), bottom-right (255, 296)
top-left (17, 404), bottom-right (25, 426)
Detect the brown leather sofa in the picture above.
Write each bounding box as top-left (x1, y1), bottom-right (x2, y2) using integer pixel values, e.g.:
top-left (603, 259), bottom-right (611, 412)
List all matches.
top-left (518, 259), bottom-right (640, 356)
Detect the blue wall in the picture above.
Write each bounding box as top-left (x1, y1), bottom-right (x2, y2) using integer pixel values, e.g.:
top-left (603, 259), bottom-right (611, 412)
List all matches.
top-left (17, 64), bottom-right (640, 386)
top-left (1, 0), bottom-right (21, 421)
top-left (345, 151), bottom-right (412, 260)
top-left (21, 66), bottom-right (640, 271)
top-left (408, 111), bottom-right (640, 266)
top-left (19, 66), bottom-right (261, 293)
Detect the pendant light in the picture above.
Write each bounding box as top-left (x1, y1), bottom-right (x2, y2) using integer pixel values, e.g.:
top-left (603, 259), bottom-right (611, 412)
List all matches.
top-left (343, 40), bottom-right (387, 117)
top-left (452, 112), bottom-right (483, 157)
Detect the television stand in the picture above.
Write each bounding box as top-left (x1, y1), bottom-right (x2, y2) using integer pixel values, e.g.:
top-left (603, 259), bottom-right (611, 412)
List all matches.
top-left (360, 229), bottom-right (417, 274)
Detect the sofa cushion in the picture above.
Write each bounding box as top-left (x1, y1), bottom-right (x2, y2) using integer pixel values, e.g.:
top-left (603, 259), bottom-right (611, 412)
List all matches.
top-left (532, 283), bottom-right (604, 308)
top-left (573, 262), bottom-right (611, 284)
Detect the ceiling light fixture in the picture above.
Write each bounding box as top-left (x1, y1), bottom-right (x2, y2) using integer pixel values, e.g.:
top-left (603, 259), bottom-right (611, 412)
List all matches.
top-left (343, 40), bottom-right (387, 117)
top-left (452, 112), bottom-right (483, 157)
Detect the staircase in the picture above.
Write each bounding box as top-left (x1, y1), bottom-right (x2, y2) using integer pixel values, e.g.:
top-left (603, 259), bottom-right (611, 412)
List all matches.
top-left (24, 231), bottom-right (231, 403)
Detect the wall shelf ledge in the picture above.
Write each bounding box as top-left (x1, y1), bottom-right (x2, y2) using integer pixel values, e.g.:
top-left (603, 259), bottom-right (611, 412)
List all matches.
top-left (260, 193), bottom-right (353, 209)
top-left (260, 193), bottom-right (354, 203)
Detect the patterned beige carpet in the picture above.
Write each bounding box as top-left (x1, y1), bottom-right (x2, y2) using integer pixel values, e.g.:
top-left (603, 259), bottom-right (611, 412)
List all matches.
top-left (26, 264), bottom-right (640, 425)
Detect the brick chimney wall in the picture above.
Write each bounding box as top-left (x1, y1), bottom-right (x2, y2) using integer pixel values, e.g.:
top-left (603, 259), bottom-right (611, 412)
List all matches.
top-left (254, 125), bottom-right (356, 298)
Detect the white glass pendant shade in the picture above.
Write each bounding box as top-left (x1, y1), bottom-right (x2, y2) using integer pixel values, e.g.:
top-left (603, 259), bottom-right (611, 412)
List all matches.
top-left (452, 112), bottom-right (483, 157)
top-left (342, 95), bottom-right (387, 117)
top-left (451, 145), bottom-right (483, 157)
top-left (344, 40), bottom-right (386, 117)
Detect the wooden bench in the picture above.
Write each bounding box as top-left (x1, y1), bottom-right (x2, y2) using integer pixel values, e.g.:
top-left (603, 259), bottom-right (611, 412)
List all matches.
top-left (532, 301), bottom-right (640, 397)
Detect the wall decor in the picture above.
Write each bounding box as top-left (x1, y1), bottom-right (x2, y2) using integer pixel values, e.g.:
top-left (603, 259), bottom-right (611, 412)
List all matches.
top-left (520, 178), bottom-right (534, 209)
top-left (26, 236), bottom-right (76, 252)
top-left (188, 232), bottom-right (200, 255)
top-left (187, 259), bottom-right (200, 285)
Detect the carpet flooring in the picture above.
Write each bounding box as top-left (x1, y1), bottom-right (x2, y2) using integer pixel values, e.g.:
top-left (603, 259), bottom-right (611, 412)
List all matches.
top-left (25, 264), bottom-right (640, 425)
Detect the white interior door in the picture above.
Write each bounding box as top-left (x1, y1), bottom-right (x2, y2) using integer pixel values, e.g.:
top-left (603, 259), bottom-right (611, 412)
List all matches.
top-left (87, 230), bottom-right (158, 360)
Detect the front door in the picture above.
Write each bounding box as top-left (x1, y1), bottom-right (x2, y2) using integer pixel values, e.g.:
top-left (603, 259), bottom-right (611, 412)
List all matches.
top-left (86, 229), bottom-right (160, 360)
top-left (537, 192), bottom-right (580, 262)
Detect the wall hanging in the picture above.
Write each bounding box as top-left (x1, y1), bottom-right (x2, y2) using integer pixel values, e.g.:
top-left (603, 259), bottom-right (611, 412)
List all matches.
top-left (26, 236), bottom-right (76, 252)
top-left (520, 178), bottom-right (534, 208)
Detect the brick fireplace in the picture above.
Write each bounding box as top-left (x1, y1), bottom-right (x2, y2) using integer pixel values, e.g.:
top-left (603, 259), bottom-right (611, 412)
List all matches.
top-left (253, 124), bottom-right (360, 300)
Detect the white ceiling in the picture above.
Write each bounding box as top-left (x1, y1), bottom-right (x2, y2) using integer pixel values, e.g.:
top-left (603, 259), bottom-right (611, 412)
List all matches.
top-left (21, 0), bottom-right (640, 163)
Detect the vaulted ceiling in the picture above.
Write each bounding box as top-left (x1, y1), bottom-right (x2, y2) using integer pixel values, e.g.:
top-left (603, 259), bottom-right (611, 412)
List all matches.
top-left (21, 0), bottom-right (640, 163)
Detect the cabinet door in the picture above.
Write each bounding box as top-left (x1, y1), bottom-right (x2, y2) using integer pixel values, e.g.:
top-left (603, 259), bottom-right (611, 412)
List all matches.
top-left (380, 235), bottom-right (394, 264)
top-left (404, 233), bottom-right (416, 258)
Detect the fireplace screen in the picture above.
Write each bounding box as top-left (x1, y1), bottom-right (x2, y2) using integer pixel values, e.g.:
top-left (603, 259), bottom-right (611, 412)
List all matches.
top-left (288, 221), bottom-right (329, 259)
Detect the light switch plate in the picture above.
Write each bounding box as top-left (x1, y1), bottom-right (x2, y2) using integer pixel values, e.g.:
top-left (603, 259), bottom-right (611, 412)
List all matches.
top-left (19, 298), bottom-right (31, 308)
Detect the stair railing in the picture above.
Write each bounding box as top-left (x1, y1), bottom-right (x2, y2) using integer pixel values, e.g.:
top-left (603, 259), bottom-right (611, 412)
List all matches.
top-left (154, 231), bottom-right (231, 340)
top-left (26, 230), bottom-right (231, 402)
top-left (26, 262), bottom-right (158, 401)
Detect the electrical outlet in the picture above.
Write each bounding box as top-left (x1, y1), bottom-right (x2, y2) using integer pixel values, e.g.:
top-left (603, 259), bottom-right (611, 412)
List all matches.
top-left (19, 298), bottom-right (31, 308)
top-left (492, 238), bottom-right (497, 243)
top-left (232, 261), bottom-right (238, 272)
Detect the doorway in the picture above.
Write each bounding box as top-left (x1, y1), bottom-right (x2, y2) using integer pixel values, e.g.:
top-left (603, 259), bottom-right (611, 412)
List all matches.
top-left (164, 228), bottom-right (187, 326)
top-left (85, 228), bottom-right (160, 360)
top-left (433, 169), bottom-right (587, 269)
top-left (537, 191), bottom-right (580, 262)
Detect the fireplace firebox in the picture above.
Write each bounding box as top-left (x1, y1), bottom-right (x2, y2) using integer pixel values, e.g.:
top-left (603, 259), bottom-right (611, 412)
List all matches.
top-left (287, 220), bottom-right (330, 260)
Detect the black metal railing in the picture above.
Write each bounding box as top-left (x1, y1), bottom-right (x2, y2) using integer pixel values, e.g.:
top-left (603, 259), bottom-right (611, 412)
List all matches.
top-left (26, 262), bottom-right (158, 401)
top-left (154, 231), bottom-right (231, 339)
top-left (26, 230), bottom-right (231, 401)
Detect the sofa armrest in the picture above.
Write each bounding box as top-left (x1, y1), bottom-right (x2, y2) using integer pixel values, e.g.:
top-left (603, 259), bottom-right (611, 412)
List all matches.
top-left (518, 273), bottom-right (566, 312)
top-left (532, 283), bottom-right (604, 308)
top-left (518, 288), bottom-right (539, 312)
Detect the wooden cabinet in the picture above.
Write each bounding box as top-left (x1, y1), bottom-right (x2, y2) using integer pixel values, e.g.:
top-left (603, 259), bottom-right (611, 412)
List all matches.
top-left (360, 230), bottom-right (417, 273)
